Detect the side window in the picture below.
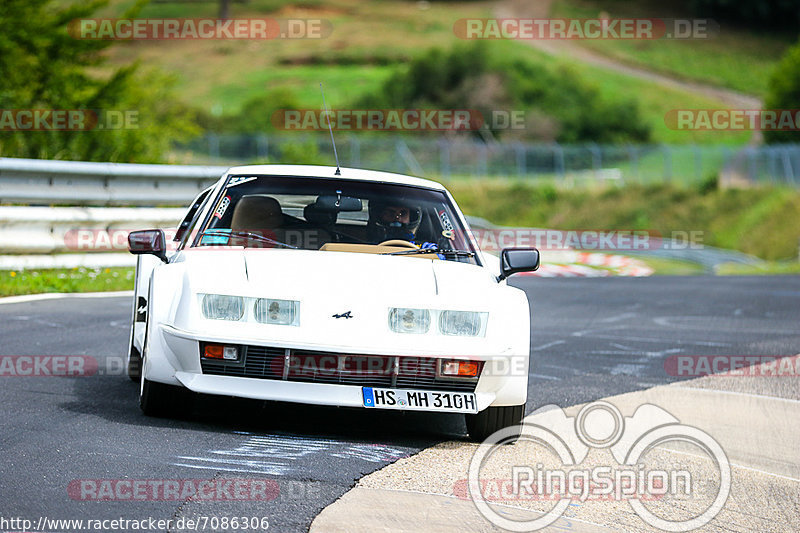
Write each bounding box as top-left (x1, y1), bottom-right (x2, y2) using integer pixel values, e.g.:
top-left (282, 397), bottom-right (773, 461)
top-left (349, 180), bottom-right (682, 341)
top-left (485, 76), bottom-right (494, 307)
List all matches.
top-left (175, 187), bottom-right (212, 245)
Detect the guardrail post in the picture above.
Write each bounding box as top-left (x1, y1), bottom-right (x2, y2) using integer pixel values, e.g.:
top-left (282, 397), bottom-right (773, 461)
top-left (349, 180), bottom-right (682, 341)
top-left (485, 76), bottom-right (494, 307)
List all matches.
top-left (552, 142), bottom-right (565, 183)
top-left (208, 133), bottom-right (220, 159)
top-left (439, 139), bottom-right (451, 178)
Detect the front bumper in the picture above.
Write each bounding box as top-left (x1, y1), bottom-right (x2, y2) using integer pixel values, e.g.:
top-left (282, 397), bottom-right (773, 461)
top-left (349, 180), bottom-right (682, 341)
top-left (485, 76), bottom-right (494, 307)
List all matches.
top-left (175, 372), bottom-right (496, 412)
top-left (150, 324), bottom-right (529, 409)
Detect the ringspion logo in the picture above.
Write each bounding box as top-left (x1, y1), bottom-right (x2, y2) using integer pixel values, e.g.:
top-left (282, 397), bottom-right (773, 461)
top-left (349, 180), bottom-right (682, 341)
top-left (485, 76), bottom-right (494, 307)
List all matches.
top-left (469, 401), bottom-right (730, 531)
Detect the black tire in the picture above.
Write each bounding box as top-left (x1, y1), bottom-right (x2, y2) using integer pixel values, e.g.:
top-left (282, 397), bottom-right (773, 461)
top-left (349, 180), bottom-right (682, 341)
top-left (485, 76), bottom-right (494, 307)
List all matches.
top-left (140, 378), bottom-right (189, 417)
top-left (127, 346), bottom-right (142, 382)
top-left (465, 404), bottom-right (525, 443)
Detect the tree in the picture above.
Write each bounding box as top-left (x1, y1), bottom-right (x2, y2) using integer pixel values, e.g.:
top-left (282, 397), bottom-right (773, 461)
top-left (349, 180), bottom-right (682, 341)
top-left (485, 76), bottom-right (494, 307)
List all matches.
top-left (0, 0), bottom-right (200, 162)
top-left (764, 38), bottom-right (800, 144)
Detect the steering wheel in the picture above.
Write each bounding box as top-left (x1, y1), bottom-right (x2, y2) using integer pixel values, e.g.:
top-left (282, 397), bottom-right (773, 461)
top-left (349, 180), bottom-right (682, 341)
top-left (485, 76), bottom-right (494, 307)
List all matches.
top-left (378, 239), bottom-right (418, 249)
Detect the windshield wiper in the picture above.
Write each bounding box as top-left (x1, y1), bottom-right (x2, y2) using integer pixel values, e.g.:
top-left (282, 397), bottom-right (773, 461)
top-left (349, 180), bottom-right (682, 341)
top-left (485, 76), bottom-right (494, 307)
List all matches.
top-left (199, 230), bottom-right (298, 249)
top-left (383, 247), bottom-right (475, 257)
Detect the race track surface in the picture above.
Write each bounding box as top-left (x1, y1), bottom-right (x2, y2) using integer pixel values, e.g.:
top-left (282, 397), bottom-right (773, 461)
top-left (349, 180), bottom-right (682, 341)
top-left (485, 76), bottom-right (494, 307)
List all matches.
top-left (1, 276), bottom-right (798, 532)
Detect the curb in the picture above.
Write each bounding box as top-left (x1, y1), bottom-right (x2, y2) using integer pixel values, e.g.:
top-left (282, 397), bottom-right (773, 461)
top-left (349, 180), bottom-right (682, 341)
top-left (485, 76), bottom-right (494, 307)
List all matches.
top-left (310, 357), bottom-right (800, 532)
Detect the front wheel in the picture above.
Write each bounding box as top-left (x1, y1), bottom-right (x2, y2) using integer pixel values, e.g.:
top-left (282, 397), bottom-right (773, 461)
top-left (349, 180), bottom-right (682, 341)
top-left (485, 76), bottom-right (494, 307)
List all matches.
top-left (465, 404), bottom-right (525, 442)
top-left (127, 346), bottom-right (142, 382)
top-left (140, 378), bottom-right (189, 417)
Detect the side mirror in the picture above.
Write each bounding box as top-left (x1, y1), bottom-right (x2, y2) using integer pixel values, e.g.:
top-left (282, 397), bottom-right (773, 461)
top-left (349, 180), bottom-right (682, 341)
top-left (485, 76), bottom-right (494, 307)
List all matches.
top-left (128, 229), bottom-right (168, 263)
top-left (497, 247), bottom-right (540, 282)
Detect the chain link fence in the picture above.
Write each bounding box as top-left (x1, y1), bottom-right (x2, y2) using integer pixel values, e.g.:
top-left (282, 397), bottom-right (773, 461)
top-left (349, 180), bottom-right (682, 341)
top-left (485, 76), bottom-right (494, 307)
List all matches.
top-left (176, 134), bottom-right (800, 187)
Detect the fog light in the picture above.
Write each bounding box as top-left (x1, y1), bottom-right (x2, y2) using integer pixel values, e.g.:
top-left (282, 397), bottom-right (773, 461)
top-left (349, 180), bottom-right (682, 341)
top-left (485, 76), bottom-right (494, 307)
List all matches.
top-left (204, 344), bottom-right (238, 361)
top-left (440, 360), bottom-right (480, 378)
top-left (388, 308), bottom-right (430, 334)
top-left (254, 298), bottom-right (299, 326)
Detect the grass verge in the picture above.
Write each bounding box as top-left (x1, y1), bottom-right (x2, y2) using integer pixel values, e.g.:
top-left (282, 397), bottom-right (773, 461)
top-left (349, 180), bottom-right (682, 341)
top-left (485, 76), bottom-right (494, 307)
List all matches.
top-left (633, 256), bottom-right (706, 275)
top-left (715, 262), bottom-right (800, 275)
top-left (97, 0), bottom-right (752, 146)
top-left (550, 0), bottom-right (794, 98)
top-left (447, 181), bottom-right (800, 261)
top-left (0, 267), bottom-right (134, 297)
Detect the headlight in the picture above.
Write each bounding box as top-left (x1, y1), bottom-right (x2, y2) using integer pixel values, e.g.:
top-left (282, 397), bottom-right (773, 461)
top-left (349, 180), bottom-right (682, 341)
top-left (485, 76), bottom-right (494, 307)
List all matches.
top-left (201, 294), bottom-right (244, 321)
top-left (254, 298), bottom-right (299, 326)
top-left (438, 311), bottom-right (488, 337)
top-left (389, 308), bottom-right (431, 334)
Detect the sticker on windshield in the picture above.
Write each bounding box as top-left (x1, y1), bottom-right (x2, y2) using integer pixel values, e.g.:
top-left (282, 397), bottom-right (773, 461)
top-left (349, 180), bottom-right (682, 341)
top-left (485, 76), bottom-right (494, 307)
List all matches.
top-left (214, 196), bottom-right (231, 219)
top-left (228, 176), bottom-right (258, 187)
top-left (438, 210), bottom-right (455, 240)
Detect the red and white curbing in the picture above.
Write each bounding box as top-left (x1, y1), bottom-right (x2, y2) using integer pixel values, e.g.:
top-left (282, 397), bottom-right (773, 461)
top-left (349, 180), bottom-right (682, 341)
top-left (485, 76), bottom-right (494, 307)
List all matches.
top-left (519, 251), bottom-right (653, 277)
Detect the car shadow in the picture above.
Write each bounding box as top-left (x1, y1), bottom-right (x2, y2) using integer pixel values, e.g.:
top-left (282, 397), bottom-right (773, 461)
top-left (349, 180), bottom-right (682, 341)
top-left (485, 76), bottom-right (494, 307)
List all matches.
top-left (61, 372), bottom-right (468, 449)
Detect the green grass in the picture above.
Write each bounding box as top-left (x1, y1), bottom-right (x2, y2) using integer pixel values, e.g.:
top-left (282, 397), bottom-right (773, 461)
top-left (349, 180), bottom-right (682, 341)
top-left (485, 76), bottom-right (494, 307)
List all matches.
top-left (101, 0), bottom-right (495, 115)
top-left (636, 256), bottom-right (707, 275)
top-left (550, 0), bottom-right (794, 98)
top-left (448, 181), bottom-right (800, 261)
top-left (205, 65), bottom-right (395, 116)
top-left (0, 267), bottom-right (134, 297)
top-left (715, 262), bottom-right (800, 275)
top-left (94, 0), bottom-right (754, 145)
top-left (482, 40), bottom-right (752, 145)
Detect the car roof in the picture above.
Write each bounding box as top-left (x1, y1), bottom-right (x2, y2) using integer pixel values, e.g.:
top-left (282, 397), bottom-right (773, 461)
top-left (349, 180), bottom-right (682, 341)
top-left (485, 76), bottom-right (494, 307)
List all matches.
top-left (224, 165), bottom-right (447, 191)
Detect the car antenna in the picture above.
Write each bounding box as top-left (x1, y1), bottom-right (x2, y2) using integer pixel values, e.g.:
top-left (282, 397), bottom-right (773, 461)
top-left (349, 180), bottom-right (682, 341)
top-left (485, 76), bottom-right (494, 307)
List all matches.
top-left (320, 83), bottom-right (341, 176)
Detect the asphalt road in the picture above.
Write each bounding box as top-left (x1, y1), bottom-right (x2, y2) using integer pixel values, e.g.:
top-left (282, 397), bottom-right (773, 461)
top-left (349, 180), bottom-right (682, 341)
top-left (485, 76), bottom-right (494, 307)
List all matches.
top-left (1, 276), bottom-right (798, 532)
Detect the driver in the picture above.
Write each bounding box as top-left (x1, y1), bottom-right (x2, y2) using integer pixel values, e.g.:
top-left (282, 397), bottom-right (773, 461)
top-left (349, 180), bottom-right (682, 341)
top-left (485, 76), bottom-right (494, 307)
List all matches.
top-left (367, 200), bottom-right (422, 243)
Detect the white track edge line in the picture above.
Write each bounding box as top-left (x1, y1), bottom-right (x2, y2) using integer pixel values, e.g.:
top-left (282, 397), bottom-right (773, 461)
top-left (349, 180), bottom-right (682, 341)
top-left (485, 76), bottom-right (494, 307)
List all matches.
top-left (0, 290), bottom-right (133, 305)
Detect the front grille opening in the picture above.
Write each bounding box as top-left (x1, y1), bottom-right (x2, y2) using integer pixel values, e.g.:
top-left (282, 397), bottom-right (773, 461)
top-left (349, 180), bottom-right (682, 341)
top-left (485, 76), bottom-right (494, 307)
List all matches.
top-left (199, 345), bottom-right (481, 393)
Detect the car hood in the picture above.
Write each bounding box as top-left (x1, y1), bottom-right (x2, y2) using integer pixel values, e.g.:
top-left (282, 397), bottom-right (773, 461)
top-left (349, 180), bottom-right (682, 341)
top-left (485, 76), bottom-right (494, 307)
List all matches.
top-left (181, 248), bottom-right (494, 303)
top-left (166, 248), bottom-right (519, 356)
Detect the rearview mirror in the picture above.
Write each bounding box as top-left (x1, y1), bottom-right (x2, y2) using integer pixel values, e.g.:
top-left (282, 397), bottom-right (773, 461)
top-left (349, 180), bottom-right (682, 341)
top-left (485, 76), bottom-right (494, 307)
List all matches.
top-left (497, 248), bottom-right (540, 282)
top-left (128, 229), bottom-right (168, 263)
top-left (314, 194), bottom-right (363, 212)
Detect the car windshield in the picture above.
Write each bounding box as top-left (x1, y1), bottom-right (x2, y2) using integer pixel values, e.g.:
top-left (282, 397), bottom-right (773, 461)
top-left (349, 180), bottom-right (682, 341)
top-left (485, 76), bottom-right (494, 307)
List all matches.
top-left (193, 175), bottom-right (479, 265)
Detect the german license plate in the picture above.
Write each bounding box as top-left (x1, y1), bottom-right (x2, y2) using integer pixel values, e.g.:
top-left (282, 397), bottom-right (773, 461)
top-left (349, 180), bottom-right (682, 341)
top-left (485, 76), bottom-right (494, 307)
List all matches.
top-left (362, 387), bottom-right (477, 413)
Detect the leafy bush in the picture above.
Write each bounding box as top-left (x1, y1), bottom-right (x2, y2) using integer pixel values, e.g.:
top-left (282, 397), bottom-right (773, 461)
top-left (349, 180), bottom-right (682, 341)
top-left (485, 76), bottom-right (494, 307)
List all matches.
top-left (360, 43), bottom-right (651, 143)
top-left (0, 0), bottom-right (199, 162)
top-left (764, 38), bottom-right (800, 145)
top-left (687, 0), bottom-right (800, 32)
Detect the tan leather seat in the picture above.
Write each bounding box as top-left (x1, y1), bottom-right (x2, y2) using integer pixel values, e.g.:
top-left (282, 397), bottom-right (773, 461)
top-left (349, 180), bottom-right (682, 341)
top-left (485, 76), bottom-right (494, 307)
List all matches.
top-left (230, 196), bottom-right (285, 246)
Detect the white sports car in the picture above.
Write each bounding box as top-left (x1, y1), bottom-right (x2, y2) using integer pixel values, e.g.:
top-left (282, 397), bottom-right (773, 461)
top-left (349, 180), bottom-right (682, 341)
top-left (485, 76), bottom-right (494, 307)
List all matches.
top-left (126, 165), bottom-right (539, 440)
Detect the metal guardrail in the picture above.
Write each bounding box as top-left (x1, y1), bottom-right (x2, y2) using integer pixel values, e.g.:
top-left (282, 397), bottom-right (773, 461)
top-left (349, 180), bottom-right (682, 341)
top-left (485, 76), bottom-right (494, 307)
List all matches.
top-left (0, 155), bottom-right (777, 271)
top-left (0, 157), bottom-right (227, 206)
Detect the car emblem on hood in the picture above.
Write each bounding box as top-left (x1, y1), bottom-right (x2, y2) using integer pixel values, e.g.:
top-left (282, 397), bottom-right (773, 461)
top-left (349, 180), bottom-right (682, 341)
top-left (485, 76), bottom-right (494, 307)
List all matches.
top-left (332, 311), bottom-right (353, 319)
